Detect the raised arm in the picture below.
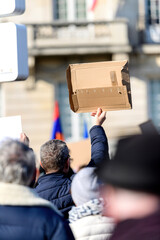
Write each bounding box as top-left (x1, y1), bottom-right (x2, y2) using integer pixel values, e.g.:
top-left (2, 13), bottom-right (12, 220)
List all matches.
top-left (87, 108), bottom-right (109, 167)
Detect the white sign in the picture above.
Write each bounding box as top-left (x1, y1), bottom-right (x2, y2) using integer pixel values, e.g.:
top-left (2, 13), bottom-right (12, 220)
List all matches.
top-left (0, 22), bottom-right (28, 82)
top-left (0, 116), bottom-right (22, 141)
top-left (0, 0), bottom-right (25, 17)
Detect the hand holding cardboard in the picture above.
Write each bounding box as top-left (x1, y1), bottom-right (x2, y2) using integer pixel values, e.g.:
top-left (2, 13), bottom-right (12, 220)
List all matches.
top-left (91, 108), bottom-right (106, 126)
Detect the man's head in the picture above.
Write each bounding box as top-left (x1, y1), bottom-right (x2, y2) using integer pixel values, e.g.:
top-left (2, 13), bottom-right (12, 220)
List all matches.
top-left (0, 139), bottom-right (35, 186)
top-left (98, 134), bottom-right (160, 222)
top-left (40, 139), bottom-right (70, 173)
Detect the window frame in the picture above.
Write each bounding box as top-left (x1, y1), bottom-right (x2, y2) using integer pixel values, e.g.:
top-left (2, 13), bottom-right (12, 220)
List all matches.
top-left (53, 0), bottom-right (92, 21)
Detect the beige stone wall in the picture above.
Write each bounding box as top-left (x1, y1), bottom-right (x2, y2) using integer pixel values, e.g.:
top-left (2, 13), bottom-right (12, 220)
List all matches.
top-left (2, 77), bottom-right (54, 162)
top-left (94, 0), bottom-right (119, 20)
top-left (0, 0), bottom-right (158, 161)
top-left (94, 0), bottom-right (139, 45)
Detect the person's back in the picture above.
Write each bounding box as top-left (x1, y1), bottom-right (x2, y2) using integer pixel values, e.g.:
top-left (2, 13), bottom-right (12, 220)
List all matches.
top-left (35, 170), bottom-right (74, 218)
top-left (0, 139), bottom-right (74, 240)
top-left (35, 108), bottom-right (109, 218)
top-left (0, 200), bottom-right (73, 240)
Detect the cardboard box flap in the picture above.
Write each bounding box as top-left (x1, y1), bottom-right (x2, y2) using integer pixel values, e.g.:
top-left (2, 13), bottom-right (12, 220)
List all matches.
top-left (69, 60), bottom-right (127, 93)
top-left (73, 86), bottom-right (130, 112)
top-left (66, 60), bottom-right (132, 113)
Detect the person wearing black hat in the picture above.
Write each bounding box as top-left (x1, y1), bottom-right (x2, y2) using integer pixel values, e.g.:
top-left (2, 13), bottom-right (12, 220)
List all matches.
top-left (98, 134), bottom-right (160, 240)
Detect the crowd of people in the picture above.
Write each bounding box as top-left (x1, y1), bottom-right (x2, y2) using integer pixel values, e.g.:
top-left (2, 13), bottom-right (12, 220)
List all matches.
top-left (0, 107), bottom-right (160, 239)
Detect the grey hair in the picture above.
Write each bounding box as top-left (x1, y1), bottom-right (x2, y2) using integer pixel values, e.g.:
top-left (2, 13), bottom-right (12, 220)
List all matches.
top-left (0, 139), bottom-right (36, 186)
top-left (40, 139), bottom-right (69, 172)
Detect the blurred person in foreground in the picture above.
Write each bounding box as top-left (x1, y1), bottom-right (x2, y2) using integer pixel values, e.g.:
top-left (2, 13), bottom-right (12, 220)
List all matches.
top-left (69, 167), bottom-right (114, 240)
top-left (0, 139), bottom-right (75, 240)
top-left (35, 108), bottom-right (109, 219)
top-left (97, 134), bottom-right (160, 240)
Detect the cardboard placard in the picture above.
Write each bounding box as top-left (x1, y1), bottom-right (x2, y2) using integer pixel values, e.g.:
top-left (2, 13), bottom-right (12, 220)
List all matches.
top-left (66, 60), bottom-right (132, 113)
top-left (67, 139), bottom-right (91, 171)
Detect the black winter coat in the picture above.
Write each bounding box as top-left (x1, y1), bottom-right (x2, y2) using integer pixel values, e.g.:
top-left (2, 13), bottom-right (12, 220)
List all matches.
top-left (35, 125), bottom-right (109, 218)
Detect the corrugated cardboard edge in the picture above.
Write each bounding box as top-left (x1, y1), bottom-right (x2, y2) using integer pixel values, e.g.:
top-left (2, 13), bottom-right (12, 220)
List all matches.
top-left (66, 66), bottom-right (79, 112)
top-left (121, 61), bottom-right (132, 108)
top-left (69, 60), bottom-right (128, 69)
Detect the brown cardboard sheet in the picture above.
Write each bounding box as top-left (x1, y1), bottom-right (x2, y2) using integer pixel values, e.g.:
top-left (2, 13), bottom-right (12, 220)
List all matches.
top-left (66, 60), bottom-right (132, 113)
top-left (67, 139), bottom-right (91, 171)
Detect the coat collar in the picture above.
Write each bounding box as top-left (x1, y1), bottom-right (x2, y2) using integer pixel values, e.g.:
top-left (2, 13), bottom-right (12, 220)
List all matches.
top-left (0, 182), bottom-right (61, 215)
top-left (38, 171), bottom-right (69, 182)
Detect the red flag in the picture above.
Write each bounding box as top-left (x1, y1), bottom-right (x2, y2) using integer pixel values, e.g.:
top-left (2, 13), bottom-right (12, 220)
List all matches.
top-left (51, 101), bottom-right (64, 141)
top-left (90, 0), bottom-right (98, 11)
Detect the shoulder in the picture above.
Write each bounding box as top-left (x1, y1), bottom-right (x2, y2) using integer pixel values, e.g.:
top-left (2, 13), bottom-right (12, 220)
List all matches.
top-left (36, 173), bottom-right (72, 186)
top-left (23, 205), bottom-right (63, 223)
top-left (0, 205), bottom-right (74, 240)
top-left (70, 215), bottom-right (114, 239)
top-left (0, 205), bottom-right (64, 228)
top-left (35, 174), bottom-right (71, 193)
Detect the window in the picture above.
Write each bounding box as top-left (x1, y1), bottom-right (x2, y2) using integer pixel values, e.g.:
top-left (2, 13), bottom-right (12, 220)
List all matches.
top-left (145, 0), bottom-right (160, 42)
top-left (148, 80), bottom-right (160, 130)
top-left (53, 0), bottom-right (67, 20)
top-left (57, 83), bottom-right (91, 141)
top-left (75, 0), bottom-right (87, 20)
top-left (146, 0), bottom-right (160, 25)
top-left (53, 0), bottom-right (87, 21)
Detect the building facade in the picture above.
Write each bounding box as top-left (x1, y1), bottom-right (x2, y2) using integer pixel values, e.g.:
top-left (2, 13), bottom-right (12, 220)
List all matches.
top-left (1, 0), bottom-right (160, 157)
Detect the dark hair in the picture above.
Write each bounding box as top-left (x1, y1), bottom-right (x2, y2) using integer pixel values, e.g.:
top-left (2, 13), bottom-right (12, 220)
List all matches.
top-left (40, 139), bottom-right (69, 172)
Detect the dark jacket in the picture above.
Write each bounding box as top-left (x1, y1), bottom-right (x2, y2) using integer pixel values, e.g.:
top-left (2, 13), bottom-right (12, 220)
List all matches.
top-left (110, 210), bottom-right (160, 240)
top-left (0, 205), bottom-right (74, 240)
top-left (35, 125), bottom-right (109, 218)
top-left (0, 182), bottom-right (75, 240)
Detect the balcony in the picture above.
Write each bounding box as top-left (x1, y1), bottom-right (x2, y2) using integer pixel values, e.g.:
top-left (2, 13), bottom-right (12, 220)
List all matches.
top-left (25, 19), bottom-right (132, 56)
top-left (137, 14), bottom-right (160, 54)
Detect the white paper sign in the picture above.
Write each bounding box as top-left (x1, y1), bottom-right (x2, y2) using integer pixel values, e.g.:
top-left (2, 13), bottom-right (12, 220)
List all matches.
top-left (0, 116), bottom-right (22, 141)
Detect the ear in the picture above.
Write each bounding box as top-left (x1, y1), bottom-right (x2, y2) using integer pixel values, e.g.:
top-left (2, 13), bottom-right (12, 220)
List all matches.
top-left (39, 159), bottom-right (44, 169)
top-left (29, 167), bottom-right (37, 188)
top-left (63, 158), bottom-right (70, 174)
